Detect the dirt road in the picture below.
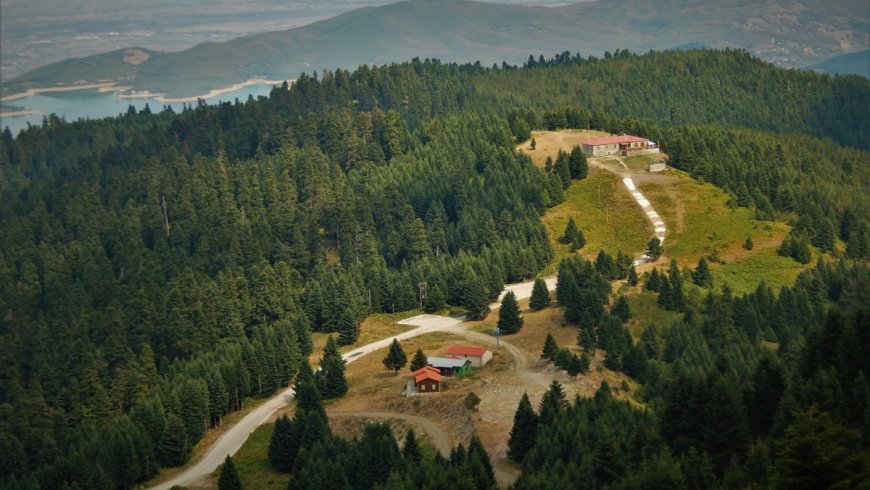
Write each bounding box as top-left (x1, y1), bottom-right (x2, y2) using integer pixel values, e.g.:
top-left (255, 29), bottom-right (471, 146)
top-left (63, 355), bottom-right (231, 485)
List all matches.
top-left (146, 277), bottom-right (554, 489)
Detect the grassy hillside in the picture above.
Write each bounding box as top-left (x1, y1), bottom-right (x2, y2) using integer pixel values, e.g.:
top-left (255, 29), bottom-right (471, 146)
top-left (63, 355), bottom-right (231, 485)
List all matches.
top-left (5, 0), bottom-right (867, 97)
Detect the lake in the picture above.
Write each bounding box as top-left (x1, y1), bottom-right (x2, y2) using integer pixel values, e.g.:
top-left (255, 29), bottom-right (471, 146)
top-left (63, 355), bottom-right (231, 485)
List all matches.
top-left (0, 83), bottom-right (280, 136)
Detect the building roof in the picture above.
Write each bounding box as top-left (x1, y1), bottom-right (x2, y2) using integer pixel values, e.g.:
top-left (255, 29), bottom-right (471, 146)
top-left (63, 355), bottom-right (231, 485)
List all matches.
top-left (412, 366), bottom-right (441, 384)
top-left (583, 135), bottom-right (648, 146)
top-left (428, 357), bottom-right (471, 369)
top-left (447, 346), bottom-right (488, 357)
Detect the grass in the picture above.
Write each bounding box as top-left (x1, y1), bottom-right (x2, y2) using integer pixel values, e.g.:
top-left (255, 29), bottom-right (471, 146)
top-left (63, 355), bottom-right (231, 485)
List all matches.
top-left (541, 169), bottom-right (651, 274)
top-left (624, 289), bottom-right (683, 336)
top-left (310, 310), bottom-right (419, 363)
top-left (232, 424), bottom-right (289, 490)
top-left (709, 246), bottom-right (810, 296)
top-left (638, 171), bottom-right (792, 267)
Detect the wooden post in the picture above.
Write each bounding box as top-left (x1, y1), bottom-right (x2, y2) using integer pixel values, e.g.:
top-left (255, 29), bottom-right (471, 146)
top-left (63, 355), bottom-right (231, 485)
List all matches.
top-left (161, 195), bottom-right (170, 236)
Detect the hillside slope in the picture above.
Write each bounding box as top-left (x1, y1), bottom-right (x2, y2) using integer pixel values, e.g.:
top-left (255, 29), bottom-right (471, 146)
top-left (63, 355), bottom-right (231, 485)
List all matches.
top-left (4, 0), bottom-right (867, 97)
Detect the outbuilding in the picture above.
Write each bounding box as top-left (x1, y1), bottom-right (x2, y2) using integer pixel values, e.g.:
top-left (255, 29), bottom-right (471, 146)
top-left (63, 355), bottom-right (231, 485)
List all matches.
top-left (427, 357), bottom-right (472, 377)
top-left (412, 366), bottom-right (441, 393)
top-left (582, 134), bottom-right (658, 157)
top-left (446, 346), bottom-right (492, 367)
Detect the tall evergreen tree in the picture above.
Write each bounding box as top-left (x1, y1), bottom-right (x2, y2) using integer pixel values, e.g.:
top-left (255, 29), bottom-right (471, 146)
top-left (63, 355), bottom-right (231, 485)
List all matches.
top-left (320, 336), bottom-right (348, 398)
top-left (529, 278), bottom-right (551, 310)
top-left (561, 218), bottom-right (579, 244)
top-left (612, 295), bottom-right (631, 323)
top-left (382, 338), bottom-right (408, 373)
top-left (693, 257), bottom-right (713, 288)
top-left (409, 348), bottom-right (428, 372)
top-left (269, 415), bottom-right (296, 472)
top-left (218, 454), bottom-right (242, 490)
top-left (461, 275), bottom-right (490, 320)
top-left (542, 332), bottom-right (559, 360)
top-left (568, 145), bottom-right (589, 180)
top-left (645, 237), bottom-right (664, 261)
top-left (497, 290), bottom-right (524, 334)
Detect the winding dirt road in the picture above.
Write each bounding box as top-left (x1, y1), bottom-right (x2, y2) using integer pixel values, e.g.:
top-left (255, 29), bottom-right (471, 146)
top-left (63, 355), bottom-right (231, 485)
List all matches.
top-left (147, 277), bottom-right (551, 489)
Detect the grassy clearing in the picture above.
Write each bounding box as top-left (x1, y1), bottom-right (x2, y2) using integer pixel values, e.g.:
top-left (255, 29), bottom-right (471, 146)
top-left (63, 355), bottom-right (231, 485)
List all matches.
top-left (541, 169), bottom-right (651, 274)
top-left (709, 247), bottom-right (810, 296)
top-left (232, 424), bottom-right (289, 490)
top-left (625, 289), bottom-right (683, 336)
top-left (623, 153), bottom-right (666, 172)
top-left (638, 171), bottom-right (792, 267)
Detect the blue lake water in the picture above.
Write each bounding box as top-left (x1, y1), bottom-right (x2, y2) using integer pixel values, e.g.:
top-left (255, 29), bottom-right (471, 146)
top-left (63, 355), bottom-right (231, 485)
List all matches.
top-left (1, 83), bottom-right (280, 136)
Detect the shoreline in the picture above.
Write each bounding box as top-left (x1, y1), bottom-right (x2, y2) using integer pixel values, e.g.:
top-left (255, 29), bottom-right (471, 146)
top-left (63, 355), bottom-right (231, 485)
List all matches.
top-left (1, 82), bottom-right (122, 103)
top-left (0, 109), bottom-right (40, 118)
top-left (1, 78), bottom-right (289, 106)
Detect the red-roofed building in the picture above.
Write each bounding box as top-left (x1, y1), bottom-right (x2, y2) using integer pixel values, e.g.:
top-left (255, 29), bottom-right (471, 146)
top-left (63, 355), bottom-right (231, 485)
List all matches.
top-left (412, 366), bottom-right (441, 393)
top-left (582, 134), bottom-right (658, 157)
top-left (447, 346), bottom-right (493, 367)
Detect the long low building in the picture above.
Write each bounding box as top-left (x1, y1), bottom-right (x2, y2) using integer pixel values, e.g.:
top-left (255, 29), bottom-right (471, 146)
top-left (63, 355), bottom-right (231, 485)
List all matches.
top-left (582, 134), bottom-right (658, 157)
top-left (428, 357), bottom-right (472, 377)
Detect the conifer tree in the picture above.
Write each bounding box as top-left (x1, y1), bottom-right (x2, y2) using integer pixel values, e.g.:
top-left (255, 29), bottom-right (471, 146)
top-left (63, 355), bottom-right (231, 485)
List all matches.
top-left (693, 257), bottom-right (713, 288)
top-left (645, 237), bottom-right (664, 261)
top-left (508, 393), bottom-right (538, 463)
top-left (497, 290), bottom-right (523, 334)
top-left (218, 455), bottom-right (242, 490)
top-left (568, 145), bottom-right (589, 180)
top-left (612, 295), bottom-right (631, 323)
top-left (646, 268), bottom-right (661, 291)
top-left (539, 380), bottom-right (567, 424)
top-left (382, 338), bottom-right (407, 373)
top-left (467, 436), bottom-right (495, 488)
top-left (628, 264), bottom-right (639, 286)
top-left (268, 415), bottom-right (296, 472)
top-left (461, 275), bottom-right (490, 320)
top-left (401, 430), bottom-right (422, 463)
top-left (529, 278), bottom-right (551, 310)
top-left (409, 348), bottom-right (428, 372)
top-left (320, 336), bottom-right (347, 398)
top-left (743, 236), bottom-right (754, 250)
top-left (570, 229), bottom-right (586, 252)
top-left (561, 218), bottom-right (578, 244)
top-left (542, 332), bottom-right (559, 360)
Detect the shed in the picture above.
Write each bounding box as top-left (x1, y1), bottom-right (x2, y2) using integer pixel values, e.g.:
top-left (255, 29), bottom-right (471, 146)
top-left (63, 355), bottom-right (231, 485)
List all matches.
top-left (427, 357), bottom-right (472, 377)
top-left (446, 346), bottom-right (493, 367)
top-left (412, 366), bottom-right (441, 393)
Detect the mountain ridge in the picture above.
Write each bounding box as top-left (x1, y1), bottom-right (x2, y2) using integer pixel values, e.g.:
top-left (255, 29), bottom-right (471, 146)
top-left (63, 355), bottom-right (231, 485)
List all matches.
top-left (3, 0), bottom-right (867, 98)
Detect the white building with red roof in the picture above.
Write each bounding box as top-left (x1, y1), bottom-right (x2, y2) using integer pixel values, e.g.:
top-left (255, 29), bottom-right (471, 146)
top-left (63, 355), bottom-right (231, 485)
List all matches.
top-left (446, 346), bottom-right (493, 368)
top-left (581, 134), bottom-right (658, 157)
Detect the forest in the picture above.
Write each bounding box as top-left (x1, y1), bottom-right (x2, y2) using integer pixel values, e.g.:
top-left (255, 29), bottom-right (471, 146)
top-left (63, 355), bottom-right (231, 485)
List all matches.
top-left (0, 48), bottom-right (868, 489)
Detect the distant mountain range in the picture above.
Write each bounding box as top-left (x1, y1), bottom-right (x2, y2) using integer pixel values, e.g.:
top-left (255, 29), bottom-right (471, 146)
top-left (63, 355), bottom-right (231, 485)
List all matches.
top-left (4, 0), bottom-right (868, 98)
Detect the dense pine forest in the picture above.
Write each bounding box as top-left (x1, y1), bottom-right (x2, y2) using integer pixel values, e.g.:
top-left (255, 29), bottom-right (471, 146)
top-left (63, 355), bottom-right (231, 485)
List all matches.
top-left (0, 49), bottom-right (868, 489)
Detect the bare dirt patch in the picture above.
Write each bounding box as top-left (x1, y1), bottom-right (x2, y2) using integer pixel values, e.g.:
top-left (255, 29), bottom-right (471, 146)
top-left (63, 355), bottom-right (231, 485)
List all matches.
top-left (122, 48), bottom-right (150, 65)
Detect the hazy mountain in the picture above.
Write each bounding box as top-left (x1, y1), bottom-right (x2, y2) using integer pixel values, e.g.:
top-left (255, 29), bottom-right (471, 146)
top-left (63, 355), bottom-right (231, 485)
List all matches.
top-left (810, 50), bottom-right (870, 78)
top-left (4, 0), bottom-right (867, 98)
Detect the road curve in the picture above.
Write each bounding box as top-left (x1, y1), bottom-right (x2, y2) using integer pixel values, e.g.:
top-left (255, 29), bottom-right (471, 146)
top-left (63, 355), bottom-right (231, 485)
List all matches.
top-left (147, 277), bottom-right (554, 489)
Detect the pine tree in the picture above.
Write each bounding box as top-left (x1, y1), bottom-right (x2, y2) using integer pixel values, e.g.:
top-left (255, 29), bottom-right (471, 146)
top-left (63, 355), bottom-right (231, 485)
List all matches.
top-left (409, 348), bottom-right (428, 372)
top-left (539, 380), bottom-right (567, 424)
top-left (561, 218), bottom-right (578, 244)
top-left (743, 236), bottom-right (754, 250)
top-left (693, 257), bottom-right (713, 288)
top-left (570, 229), bottom-right (586, 252)
top-left (218, 454), bottom-right (242, 490)
top-left (529, 278), bottom-right (551, 310)
top-left (269, 415), bottom-right (296, 472)
top-left (497, 290), bottom-right (523, 334)
top-left (627, 265), bottom-right (639, 286)
top-left (568, 145), bottom-right (589, 180)
top-left (542, 332), bottom-right (559, 360)
top-left (645, 237), bottom-right (664, 261)
top-left (461, 275), bottom-right (490, 320)
top-left (401, 429), bottom-right (422, 463)
top-left (530, 137), bottom-right (537, 150)
top-left (612, 295), bottom-right (631, 323)
top-left (507, 393), bottom-right (538, 463)
top-left (646, 268), bottom-right (661, 291)
top-left (382, 338), bottom-right (407, 373)
top-left (320, 336), bottom-right (347, 398)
